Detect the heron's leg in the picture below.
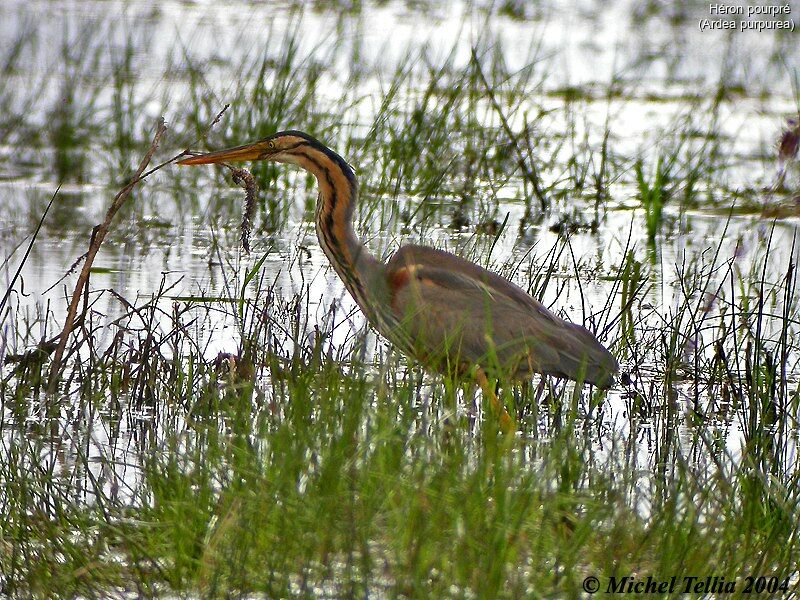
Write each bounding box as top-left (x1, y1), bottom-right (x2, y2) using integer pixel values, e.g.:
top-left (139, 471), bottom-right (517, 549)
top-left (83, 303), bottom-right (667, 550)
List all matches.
top-left (475, 367), bottom-right (515, 434)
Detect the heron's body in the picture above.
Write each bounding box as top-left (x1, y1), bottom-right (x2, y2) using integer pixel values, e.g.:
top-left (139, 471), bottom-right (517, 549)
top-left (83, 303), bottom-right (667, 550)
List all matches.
top-left (179, 131), bottom-right (618, 427)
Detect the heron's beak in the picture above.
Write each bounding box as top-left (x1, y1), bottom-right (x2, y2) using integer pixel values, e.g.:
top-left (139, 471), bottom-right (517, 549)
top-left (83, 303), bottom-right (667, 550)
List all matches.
top-left (178, 140), bottom-right (274, 165)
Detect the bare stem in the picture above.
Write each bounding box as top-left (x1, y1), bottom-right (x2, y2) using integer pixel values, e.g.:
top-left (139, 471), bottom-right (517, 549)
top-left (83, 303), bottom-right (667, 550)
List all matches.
top-left (47, 118), bottom-right (168, 393)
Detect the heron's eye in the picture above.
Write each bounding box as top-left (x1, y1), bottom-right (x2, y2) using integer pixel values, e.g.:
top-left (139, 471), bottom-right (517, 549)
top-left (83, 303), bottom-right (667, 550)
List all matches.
top-left (268, 141), bottom-right (276, 149)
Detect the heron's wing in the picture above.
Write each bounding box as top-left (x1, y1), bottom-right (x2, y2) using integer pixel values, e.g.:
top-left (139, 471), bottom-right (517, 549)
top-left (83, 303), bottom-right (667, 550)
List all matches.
top-left (388, 244), bottom-right (561, 320)
top-left (386, 245), bottom-right (617, 386)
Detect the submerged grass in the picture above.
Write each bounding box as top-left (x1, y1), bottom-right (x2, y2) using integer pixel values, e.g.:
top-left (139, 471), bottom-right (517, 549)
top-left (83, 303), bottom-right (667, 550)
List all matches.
top-left (2, 1), bottom-right (800, 597)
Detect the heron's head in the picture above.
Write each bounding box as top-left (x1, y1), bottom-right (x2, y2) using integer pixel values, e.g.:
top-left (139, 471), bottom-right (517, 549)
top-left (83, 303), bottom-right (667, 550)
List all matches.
top-left (178, 130), bottom-right (324, 166)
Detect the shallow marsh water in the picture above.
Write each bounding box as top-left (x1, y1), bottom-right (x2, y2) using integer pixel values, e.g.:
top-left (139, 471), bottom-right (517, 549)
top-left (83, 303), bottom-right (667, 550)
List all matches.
top-left (1, 0), bottom-right (800, 596)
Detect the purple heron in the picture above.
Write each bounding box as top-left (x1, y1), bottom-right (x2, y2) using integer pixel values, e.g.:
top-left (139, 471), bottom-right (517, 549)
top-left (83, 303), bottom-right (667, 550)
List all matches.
top-left (179, 131), bottom-right (618, 431)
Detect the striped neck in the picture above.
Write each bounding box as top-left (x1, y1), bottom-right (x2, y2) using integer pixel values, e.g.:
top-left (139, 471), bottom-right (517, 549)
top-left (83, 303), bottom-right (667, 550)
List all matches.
top-left (283, 143), bottom-right (389, 327)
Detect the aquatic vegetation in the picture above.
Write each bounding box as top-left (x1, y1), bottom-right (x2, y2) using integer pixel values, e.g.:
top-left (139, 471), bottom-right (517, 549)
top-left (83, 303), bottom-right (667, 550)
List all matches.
top-left (635, 155), bottom-right (668, 244)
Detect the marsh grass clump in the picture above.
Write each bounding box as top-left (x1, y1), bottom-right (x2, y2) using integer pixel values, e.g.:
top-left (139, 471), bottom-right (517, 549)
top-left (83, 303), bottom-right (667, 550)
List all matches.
top-left (635, 155), bottom-right (668, 243)
top-left (618, 249), bottom-right (646, 350)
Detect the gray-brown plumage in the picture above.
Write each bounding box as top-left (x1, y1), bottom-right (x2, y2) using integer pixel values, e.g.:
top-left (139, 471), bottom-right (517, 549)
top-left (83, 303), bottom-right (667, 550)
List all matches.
top-left (179, 130), bottom-right (618, 429)
top-left (384, 245), bottom-right (617, 388)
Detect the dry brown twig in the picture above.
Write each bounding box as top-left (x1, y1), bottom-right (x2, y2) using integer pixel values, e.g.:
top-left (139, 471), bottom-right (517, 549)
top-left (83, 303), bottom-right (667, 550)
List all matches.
top-left (45, 105), bottom-right (231, 393)
top-left (47, 118), bottom-right (168, 392)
